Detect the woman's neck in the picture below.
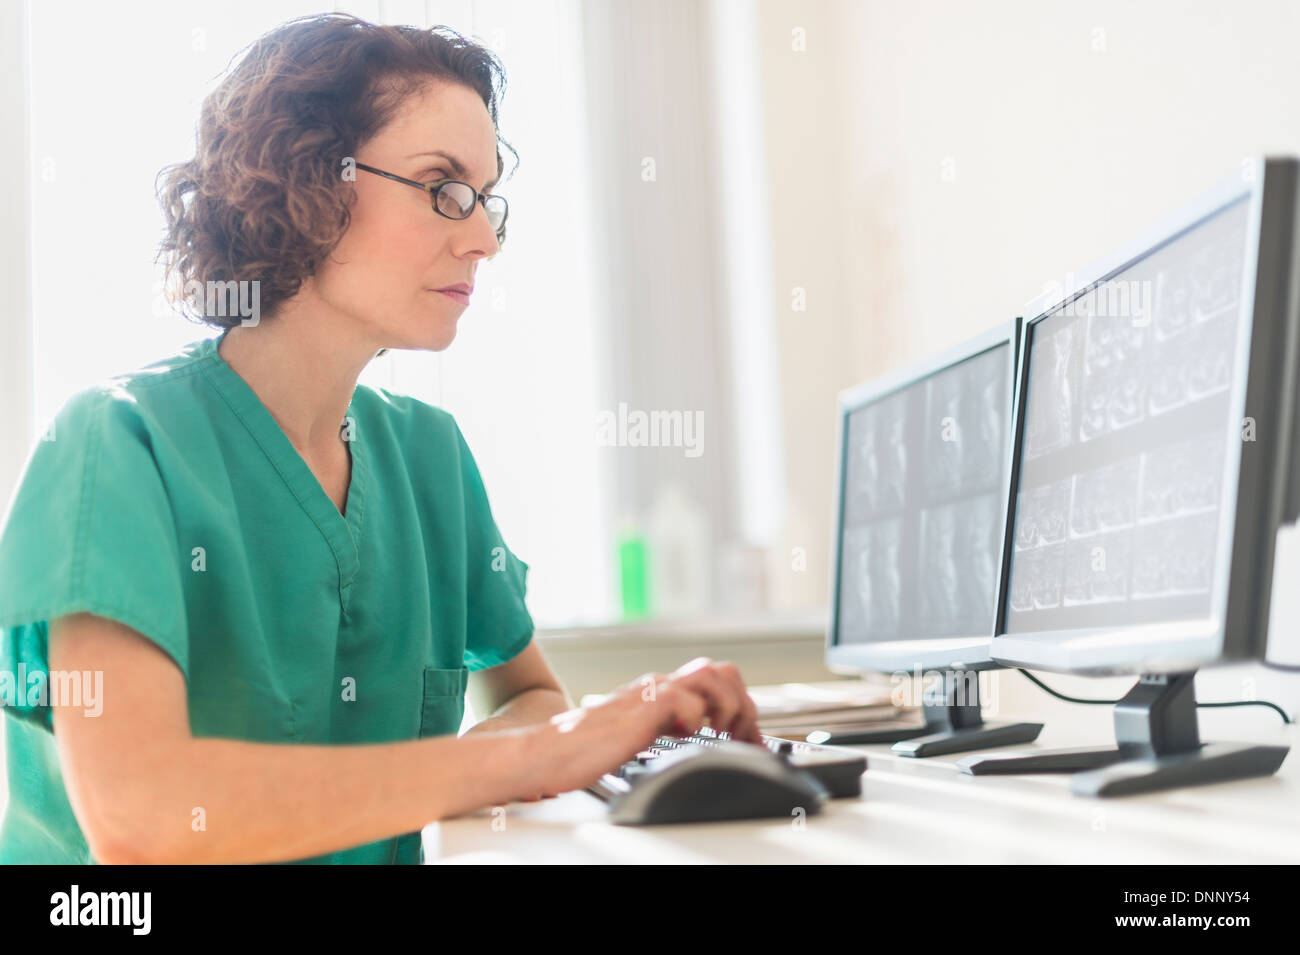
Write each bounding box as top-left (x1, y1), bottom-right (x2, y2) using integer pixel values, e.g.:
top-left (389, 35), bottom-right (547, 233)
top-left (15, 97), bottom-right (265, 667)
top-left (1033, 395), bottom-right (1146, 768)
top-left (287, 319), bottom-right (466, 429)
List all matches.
top-left (216, 299), bottom-right (380, 461)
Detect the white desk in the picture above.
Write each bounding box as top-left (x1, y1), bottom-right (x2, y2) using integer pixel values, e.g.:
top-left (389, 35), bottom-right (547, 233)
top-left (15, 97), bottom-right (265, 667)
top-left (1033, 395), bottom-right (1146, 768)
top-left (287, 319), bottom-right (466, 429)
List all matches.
top-left (423, 714), bottom-right (1300, 864)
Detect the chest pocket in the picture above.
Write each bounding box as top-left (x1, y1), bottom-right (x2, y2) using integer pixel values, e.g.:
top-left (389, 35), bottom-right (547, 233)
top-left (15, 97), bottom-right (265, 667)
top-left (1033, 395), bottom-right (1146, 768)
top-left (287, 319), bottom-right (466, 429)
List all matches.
top-left (419, 666), bottom-right (469, 738)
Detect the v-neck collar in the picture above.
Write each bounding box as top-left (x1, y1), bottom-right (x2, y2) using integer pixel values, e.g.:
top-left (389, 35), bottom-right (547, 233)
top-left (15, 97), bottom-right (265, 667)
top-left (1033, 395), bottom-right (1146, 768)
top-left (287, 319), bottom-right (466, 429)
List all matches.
top-left (196, 330), bottom-right (369, 612)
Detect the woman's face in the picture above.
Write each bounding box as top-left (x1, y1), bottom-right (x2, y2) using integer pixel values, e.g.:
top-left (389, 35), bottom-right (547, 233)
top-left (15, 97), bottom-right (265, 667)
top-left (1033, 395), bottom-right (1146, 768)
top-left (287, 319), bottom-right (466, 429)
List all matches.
top-left (318, 79), bottom-right (502, 352)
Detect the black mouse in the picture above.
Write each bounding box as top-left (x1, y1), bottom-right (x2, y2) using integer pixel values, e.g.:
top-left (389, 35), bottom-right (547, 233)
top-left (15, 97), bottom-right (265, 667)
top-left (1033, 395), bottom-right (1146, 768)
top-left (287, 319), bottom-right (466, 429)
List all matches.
top-left (607, 741), bottom-right (829, 825)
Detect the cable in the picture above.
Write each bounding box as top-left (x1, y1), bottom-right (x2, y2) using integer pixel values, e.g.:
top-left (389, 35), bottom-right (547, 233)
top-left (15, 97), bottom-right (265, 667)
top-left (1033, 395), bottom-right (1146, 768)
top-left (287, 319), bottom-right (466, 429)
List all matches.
top-left (1198, 700), bottom-right (1292, 723)
top-left (1016, 669), bottom-right (1115, 706)
top-left (1015, 669), bottom-right (1293, 725)
top-left (1263, 660), bottom-right (1300, 673)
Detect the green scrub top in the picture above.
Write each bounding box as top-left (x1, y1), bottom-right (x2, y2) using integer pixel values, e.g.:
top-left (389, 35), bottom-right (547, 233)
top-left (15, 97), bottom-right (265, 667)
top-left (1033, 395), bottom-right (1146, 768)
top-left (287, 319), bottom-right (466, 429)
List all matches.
top-left (0, 331), bottom-right (535, 864)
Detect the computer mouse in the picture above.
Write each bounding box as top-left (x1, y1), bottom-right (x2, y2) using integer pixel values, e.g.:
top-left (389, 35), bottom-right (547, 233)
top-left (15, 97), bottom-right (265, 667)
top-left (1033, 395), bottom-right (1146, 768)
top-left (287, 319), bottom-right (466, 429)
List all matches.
top-left (607, 741), bottom-right (830, 825)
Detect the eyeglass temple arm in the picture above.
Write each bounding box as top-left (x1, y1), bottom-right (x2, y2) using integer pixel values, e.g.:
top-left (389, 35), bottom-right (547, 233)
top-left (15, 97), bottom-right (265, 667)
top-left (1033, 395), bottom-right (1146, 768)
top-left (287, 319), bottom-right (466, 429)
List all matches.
top-left (353, 162), bottom-right (426, 190)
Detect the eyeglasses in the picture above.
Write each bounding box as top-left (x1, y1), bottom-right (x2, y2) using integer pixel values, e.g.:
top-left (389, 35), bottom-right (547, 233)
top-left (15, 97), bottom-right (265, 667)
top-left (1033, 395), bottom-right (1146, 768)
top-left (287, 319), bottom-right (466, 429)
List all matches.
top-left (354, 161), bottom-right (508, 238)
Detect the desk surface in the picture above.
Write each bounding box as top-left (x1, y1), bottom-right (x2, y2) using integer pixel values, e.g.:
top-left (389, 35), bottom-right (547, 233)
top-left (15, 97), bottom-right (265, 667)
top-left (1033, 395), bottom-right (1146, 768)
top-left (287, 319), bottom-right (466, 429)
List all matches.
top-left (423, 715), bottom-right (1300, 864)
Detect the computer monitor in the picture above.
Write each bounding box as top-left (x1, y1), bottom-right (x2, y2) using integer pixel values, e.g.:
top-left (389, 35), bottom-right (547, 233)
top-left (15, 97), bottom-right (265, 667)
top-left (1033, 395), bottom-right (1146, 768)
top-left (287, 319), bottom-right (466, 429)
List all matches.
top-left (824, 320), bottom-right (1043, 756)
top-left (960, 157), bottom-right (1298, 794)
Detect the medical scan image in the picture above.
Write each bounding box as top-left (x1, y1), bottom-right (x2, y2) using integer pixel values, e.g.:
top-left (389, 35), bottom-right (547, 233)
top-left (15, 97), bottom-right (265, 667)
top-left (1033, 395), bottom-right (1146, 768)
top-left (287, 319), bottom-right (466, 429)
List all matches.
top-left (837, 344), bottom-right (1010, 643)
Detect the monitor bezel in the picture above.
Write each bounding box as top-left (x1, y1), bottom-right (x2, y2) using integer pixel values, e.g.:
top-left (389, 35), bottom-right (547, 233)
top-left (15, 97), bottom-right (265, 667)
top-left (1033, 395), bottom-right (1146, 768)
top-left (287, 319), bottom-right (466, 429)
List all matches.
top-left (826, 318), bottom-right (1023, 675)
top-left (990, 158), bottom-right (1300, 676)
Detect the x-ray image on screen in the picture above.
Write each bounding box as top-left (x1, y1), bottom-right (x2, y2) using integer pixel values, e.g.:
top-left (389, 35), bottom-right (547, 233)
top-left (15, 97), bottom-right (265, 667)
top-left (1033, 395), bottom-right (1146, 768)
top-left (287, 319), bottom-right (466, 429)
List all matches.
top-left (1005, 196), bottom-right (1249, 633)
top-left (836, 344), bottom-right (1010, 644)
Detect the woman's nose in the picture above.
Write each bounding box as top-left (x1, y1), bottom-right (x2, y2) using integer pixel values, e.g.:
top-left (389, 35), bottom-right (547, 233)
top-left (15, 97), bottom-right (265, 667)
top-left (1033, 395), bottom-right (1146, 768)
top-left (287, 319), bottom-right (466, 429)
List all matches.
top-left (453, 203), bottom-right (501, 259)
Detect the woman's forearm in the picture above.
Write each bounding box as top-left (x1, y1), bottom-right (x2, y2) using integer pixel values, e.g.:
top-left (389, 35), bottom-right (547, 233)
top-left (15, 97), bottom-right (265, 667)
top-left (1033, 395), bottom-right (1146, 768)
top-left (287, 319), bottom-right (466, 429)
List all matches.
top-left (101, 728), bottom-right (540, 865)
top-left (463, 686), bottom-right (572, 735)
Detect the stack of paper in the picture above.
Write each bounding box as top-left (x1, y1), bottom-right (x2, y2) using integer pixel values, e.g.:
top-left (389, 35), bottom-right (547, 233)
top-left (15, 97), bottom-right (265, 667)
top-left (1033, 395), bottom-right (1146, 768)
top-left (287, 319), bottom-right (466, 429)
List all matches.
top-left (579, 678), bottom-right (923, 741)
top-left (748, 679), bottom-right (921, 740)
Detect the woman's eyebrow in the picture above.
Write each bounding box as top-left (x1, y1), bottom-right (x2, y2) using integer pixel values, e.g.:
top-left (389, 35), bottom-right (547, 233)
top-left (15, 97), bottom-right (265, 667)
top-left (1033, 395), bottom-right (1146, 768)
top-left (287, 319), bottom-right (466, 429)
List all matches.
top-left (406, 149), bottom-right (499, 191)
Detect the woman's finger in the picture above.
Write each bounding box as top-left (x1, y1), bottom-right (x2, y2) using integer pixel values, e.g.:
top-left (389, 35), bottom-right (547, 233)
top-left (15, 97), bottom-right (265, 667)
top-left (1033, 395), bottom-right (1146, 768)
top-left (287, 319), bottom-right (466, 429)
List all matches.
top-left (673, 664), bottom-right (742, 734)
top-left (713, 661), bottom-right (762, 742)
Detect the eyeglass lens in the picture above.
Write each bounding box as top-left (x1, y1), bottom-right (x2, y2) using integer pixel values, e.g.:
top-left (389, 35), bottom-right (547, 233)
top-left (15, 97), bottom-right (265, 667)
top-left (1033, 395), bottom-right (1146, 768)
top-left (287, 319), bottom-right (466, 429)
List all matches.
top-left (433, 182), bottom-right (506, 233)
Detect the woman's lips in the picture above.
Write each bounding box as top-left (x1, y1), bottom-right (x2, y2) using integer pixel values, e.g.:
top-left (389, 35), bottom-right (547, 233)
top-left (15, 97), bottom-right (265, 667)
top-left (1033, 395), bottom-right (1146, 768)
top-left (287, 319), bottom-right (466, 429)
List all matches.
top-left (431, 288), bottom-right (470, 306)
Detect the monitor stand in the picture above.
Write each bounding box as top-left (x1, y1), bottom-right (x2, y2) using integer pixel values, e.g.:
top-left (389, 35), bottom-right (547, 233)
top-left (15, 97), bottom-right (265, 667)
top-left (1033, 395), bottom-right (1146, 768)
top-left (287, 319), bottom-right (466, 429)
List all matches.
top-left (818, 669), bottom-right (1043, 758)
top-left (955, 671), bottom-right (1290, 795)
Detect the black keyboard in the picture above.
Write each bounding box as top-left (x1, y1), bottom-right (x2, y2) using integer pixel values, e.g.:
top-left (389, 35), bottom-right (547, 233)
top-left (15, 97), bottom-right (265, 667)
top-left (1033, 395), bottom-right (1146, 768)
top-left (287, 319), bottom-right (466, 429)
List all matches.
top-left (586, 727), bottom-right (867, 804)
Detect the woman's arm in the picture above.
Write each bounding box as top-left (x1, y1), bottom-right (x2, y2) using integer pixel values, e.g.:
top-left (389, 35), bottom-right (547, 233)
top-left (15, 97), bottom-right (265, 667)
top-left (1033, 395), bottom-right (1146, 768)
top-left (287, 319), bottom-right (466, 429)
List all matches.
top-left (49, 612), bottom-right (541, 865)
top-left (464, 640), bottom-right (573, 734)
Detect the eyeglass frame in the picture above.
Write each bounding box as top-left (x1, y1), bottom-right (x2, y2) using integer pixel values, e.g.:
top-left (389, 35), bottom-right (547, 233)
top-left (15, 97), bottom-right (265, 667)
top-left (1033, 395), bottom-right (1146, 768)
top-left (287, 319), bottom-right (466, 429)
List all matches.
top-left (353, 161), bottom-right (508, 238)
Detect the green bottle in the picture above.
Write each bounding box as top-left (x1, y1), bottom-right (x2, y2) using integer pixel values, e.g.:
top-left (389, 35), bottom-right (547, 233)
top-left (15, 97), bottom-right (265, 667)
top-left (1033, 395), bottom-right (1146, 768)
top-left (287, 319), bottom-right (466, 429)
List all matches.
top-left (618, 531), bottom-right (650, 620)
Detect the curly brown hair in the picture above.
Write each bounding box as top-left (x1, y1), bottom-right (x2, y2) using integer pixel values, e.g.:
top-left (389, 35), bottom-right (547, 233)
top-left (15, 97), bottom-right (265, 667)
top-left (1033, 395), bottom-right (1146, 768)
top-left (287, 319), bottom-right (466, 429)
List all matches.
top-left (155, 12), bottom-right (516, 328)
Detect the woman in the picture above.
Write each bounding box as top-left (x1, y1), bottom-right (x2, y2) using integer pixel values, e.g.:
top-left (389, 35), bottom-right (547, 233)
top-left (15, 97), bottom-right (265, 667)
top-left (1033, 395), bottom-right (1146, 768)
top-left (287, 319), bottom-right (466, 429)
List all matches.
top-left (0, 13), bottom-right (759, 865)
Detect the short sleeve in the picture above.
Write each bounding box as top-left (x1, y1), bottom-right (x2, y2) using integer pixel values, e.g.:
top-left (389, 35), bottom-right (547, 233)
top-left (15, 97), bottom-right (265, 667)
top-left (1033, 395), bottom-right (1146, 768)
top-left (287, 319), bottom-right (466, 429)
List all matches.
top-left (0, 388), bottom-right (190, 729)
top-left (451, 420), bottom-right (535, 672)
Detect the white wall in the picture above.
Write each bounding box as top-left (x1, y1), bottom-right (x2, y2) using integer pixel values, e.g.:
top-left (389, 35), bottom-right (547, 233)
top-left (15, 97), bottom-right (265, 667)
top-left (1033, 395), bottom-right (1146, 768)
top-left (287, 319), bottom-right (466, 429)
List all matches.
top-left (0, 0), bottom-right (34, 506)
top-left (0, 0), bottom-right (35, 828)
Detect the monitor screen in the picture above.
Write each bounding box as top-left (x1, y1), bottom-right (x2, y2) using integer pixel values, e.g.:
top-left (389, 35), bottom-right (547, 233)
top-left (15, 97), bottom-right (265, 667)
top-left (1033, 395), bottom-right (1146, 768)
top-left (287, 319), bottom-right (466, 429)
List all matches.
top-left (836, 343), bottom-right (1010, 645)
top-left (1004, 195), bottom-right (1251, 634)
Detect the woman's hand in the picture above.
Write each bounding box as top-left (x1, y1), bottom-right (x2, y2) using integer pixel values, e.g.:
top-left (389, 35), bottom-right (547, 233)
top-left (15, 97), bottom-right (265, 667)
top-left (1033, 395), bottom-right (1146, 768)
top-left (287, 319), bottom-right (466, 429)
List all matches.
top-left (514, 657), bottom-right (762, 800)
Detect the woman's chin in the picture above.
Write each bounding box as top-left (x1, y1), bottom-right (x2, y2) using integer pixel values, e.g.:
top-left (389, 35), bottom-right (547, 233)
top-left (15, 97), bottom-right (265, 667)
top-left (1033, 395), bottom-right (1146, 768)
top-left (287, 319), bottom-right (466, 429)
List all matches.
top-left (425, 323), bottom-right (459, 352)
top-left (385, 317), bottom-right (459, 353)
